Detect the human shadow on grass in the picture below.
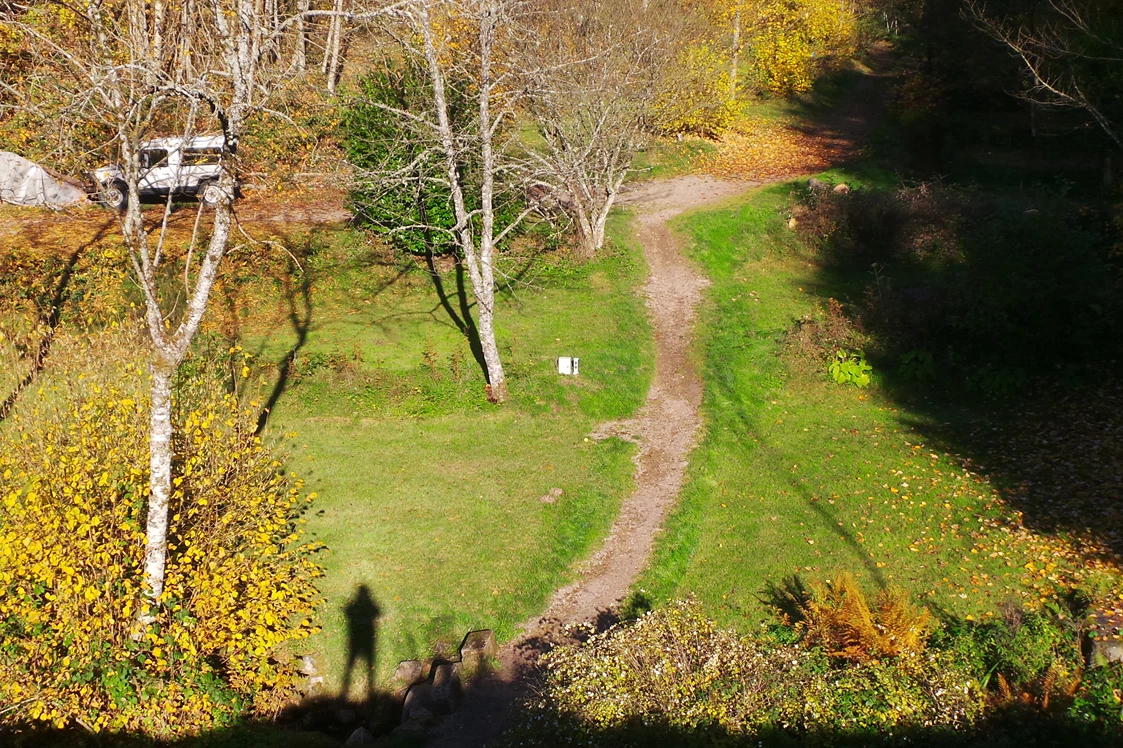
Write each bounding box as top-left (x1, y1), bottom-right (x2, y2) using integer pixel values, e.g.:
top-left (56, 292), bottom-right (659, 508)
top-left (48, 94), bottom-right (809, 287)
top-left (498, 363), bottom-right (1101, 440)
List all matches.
top-left (340, 584), bottom-right (381, 703)
top-left (0, 215), bottom-right (115, 422)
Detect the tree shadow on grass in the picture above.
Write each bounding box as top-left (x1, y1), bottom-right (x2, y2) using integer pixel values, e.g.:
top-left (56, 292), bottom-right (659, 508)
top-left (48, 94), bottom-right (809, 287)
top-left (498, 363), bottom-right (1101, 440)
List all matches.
top-left (789, 174), bottom-right (1123, 580)
top-left (423, 247), bottom-right (489, 385)
top-left (0, 215), bottom-right (116, 422)
top-left (255, 258), bottom-right (312, 435)
top-left (211, 230), bottom-right (410, 433)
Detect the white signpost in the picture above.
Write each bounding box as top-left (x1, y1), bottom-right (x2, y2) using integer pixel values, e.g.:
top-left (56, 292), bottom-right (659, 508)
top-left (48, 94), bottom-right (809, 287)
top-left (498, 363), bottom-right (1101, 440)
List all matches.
top-left (557, 356), bottom-right (580, 376)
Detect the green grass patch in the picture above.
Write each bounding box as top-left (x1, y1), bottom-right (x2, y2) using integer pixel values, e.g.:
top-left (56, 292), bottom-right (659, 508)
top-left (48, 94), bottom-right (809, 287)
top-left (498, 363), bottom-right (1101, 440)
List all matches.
top-left (630, 137), bottom-right (717, 182)
top-left (637, 178), bottom-right (1119, 632)
top-left (229, 214), bottom-right (653, 691)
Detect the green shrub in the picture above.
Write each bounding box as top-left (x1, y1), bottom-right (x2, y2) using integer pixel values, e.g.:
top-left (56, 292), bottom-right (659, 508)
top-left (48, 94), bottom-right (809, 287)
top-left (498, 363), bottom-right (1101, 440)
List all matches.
top-left (828, 350), bottom-right (872, 388)
top-left (508, 600), bottom-right (982, 747)
top-left (1070, 663), bottom-right (1123, 725)
top-left (0, 364), bottom-right (322, 738)
top-left (939, 604), bottom-right (1082, 705)
top-left (343, 62), bottom-right (526, 257)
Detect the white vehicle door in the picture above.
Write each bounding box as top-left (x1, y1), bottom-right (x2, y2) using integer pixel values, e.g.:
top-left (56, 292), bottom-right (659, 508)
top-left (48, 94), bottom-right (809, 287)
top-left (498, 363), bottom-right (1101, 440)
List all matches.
top-left (138, 148), bottom-right (176, 193)
top-left (180, 147), bottom-right (223, 189)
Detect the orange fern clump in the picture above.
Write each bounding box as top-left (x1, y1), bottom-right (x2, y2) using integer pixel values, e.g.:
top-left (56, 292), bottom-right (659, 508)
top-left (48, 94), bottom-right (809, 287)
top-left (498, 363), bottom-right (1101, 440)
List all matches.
top-left (799, 573), bottom-right (931, 661)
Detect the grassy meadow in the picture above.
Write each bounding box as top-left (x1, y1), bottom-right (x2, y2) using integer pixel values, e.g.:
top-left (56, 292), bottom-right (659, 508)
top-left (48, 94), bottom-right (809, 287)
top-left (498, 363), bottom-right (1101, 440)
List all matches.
top-left (0, 205), bottom-right (653, 695)
top-left (253, 213), bottom-right (653, 689)
top-left (637, 175), bottom-right (1123, 631)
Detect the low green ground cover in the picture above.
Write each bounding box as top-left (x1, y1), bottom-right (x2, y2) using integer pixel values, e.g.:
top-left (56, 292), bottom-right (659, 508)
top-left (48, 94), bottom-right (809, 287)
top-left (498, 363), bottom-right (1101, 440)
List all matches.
top-left (638, 176), bottom-right (1123, 631)
top-left (227, 213), bottom-right (653, 691)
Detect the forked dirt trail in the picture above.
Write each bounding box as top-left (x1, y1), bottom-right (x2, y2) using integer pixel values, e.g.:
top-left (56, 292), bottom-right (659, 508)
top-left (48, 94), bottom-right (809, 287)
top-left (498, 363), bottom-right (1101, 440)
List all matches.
top-left (429, 175), bottom-right (755, 748)
top-left (541, 176), bottom-right (755, 624)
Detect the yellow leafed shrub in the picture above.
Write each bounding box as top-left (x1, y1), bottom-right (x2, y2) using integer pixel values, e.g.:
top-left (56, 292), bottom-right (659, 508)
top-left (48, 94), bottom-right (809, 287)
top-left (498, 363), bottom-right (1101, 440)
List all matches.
top-left (0, 364), bottom-right (322, 738)
top-left (746, 0), bottom-right (859, 96)
top-left (653, 42), bottom-right (739, 137)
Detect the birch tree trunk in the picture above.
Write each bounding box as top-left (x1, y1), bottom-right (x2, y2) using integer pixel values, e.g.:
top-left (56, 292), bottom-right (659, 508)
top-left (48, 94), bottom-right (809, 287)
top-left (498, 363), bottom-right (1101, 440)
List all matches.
top-left (473, 0), bottom-right (507, 401)
top-left (475, 286), bottom-right (507, 402)
top-left (323, 0), bottom-right (344, 86)
top-left (571, 196), bottom-right (596, 259)
top-left (591, 190), bottom-right (616, 252)
top-left (326, 0), bottom-right (346, 93)
top-left (294, 0), bottom-right (311, 72)
top-left (416, 0), bottom-right (508, 401)
top-left (141, 359), bottom-right (175, 612)
top-left (135, 190), bottom-right (236, 612)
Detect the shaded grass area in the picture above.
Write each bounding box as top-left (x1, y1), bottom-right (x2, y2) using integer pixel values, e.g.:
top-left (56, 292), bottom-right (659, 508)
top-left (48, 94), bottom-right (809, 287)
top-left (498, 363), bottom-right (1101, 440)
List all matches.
top-left (638, 178), bottom-right (1123, 631)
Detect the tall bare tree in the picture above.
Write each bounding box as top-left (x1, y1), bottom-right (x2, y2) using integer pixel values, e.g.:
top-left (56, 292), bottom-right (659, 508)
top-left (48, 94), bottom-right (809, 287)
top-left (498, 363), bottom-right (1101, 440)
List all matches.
top-left (518, 0), bottom-right (679, 258)
top-left (0, 0), bottom-right (397, 623)
top-left (353, 0), bottom-right (545, 402)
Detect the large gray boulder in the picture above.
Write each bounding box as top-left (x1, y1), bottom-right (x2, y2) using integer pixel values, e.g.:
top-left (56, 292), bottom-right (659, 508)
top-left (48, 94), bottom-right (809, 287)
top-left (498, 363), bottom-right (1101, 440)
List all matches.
top-left (0, 152), bottom-right (85, 207)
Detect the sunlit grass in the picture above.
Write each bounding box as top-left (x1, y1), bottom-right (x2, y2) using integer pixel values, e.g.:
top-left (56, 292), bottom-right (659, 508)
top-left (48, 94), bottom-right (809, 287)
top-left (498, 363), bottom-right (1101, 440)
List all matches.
top-left (638, 180), bottom-right (1121, 632)
top-left (238, 213), bottom-right (653, 690)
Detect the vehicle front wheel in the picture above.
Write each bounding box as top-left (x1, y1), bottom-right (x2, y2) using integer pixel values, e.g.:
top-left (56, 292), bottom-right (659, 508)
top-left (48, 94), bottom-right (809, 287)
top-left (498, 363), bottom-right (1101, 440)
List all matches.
top-left (199, 181), bottom-right (230, 206)
top-left (101, 181), bottom-right (127, 211)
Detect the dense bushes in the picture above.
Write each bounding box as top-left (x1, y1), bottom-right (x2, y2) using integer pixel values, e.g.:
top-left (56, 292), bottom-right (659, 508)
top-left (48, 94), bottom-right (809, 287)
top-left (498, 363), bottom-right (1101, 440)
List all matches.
top-left (509, 600), bottom-right (982, 747)
top-left (510, 589), bottom-right (1123, 746)
top-left (788, 183), bottom-right (1121, 395)
top-left (0, 365), bottom-right (322, 738)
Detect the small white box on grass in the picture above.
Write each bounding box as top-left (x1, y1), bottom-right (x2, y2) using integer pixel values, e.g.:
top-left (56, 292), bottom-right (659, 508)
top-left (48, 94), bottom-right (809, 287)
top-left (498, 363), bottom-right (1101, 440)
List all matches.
top-left (557, 356), bottom-right (580, 375)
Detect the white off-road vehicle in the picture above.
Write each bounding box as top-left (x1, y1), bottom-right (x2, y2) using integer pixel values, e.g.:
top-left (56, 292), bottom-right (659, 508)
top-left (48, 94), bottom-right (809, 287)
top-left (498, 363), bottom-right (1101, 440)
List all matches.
top-left (88, 135), bottom-right (236, 210)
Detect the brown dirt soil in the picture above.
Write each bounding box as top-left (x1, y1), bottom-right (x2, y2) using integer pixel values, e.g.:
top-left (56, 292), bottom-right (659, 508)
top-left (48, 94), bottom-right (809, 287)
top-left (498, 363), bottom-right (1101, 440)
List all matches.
top-left (0, 187), bottom-right (349, 252)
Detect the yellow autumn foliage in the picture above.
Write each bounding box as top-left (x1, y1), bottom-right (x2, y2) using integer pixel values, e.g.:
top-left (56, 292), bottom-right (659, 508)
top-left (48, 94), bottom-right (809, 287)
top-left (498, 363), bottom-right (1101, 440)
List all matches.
top-left (653, 41), bottom-right (739, 136)
top-left (0, 364), bottom-right (322, 738)
top-left (744, 0), bottom-right (859, 95)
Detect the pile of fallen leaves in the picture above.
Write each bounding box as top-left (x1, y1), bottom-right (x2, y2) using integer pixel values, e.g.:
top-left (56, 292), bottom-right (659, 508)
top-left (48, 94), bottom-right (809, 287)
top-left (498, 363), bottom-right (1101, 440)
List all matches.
top-left (701, 116), bottom-right (842, 181)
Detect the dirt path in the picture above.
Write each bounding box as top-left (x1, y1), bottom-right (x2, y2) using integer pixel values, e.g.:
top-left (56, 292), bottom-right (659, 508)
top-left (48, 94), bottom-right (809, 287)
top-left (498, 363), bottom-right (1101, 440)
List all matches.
top-left (541, 176), bottom-right (756, 623)
top-left (427, 175), bottom-right (757, 748)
